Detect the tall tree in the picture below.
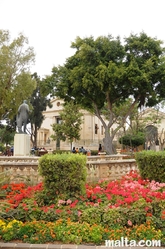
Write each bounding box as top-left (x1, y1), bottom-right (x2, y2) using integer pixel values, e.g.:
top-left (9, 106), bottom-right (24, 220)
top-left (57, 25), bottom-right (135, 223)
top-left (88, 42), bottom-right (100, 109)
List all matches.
top-left (29, 73), bottom-right (52, 147)
top-left (0, 124), bottom-right (15, 146)
top-left (51, 101), bottom-right (83, 150)
top-left (46, 33), bottom-right (165, 154)
top-left (0, 30), bottom-right (36, 121)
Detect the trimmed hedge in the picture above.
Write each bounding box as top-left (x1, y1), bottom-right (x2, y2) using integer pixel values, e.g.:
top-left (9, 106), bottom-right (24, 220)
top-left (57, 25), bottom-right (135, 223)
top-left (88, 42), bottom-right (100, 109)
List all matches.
top-left (135, 150), bottom-right (165, 182)
top-left (38, 153), bottom-right (87, 199)
top-left (52, 149), bottom-right (100, 155)
top-left (52, 150), bottom-right (70, 154)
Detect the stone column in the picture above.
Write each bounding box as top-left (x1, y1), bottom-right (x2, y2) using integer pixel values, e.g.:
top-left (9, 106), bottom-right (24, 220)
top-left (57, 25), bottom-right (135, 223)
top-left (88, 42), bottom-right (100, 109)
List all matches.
top-left (14, 134), bottom-right (30, 156)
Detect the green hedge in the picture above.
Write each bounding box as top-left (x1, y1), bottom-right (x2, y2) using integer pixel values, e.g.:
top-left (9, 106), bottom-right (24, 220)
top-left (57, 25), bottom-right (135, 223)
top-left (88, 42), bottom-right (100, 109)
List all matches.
top-left (52, 150), bottom-right (99, 155)
top-left (38, 153), bottom-right (87, 200)
top-left (135, 150), bottom-right (165, 182)
top-left (52, 150), bottom-right (70, 154)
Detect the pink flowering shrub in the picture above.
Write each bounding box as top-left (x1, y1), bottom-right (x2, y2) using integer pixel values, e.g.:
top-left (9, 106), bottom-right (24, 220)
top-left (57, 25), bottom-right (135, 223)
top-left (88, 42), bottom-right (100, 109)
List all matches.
top-left (1, 170), bottom-right (165, 231)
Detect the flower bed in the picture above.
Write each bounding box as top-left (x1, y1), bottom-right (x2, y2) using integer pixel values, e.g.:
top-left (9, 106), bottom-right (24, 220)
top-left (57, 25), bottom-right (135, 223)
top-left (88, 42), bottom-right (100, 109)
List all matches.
top-left (0, 170), bottom-right (165, 245)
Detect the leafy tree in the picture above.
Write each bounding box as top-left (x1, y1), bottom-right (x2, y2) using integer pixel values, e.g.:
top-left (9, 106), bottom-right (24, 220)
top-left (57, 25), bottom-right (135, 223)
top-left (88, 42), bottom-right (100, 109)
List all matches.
top-left (119, 132), bottom-right (145, 148)
top-left (0, 30), bottom-right (36, 121)
top-left (0, 124), bottom-right (15, 147)
top-left (51, 101), bottom-right (83, 150)
top-left (29, 73), bottom-right (52, 147)
top-left (46, 33), bottom-right (165, 154)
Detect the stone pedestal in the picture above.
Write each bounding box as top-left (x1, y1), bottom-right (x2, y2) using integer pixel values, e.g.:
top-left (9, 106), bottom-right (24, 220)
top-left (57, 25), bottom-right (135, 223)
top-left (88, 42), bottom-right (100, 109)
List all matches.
top-left (156, 145), bottom-right (159, 151)
top-left (14, 134), bottom-right (30, 156)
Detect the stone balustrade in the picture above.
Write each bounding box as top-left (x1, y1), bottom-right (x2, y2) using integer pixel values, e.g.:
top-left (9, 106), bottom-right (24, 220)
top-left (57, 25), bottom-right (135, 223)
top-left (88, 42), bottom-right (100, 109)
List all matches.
top-left (87, 154), bottom-right (130, 161)
top-left (0, 156), bottom-right (41, 184)
top-left (87, 159), bottom-right (137, 182)
top-left (0, 155), bottom-right (138, 184)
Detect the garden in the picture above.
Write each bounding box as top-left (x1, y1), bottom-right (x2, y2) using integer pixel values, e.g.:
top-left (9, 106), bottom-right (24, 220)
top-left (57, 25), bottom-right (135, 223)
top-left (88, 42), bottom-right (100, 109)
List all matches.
top-left (0, 152), bottom-right (165, 245)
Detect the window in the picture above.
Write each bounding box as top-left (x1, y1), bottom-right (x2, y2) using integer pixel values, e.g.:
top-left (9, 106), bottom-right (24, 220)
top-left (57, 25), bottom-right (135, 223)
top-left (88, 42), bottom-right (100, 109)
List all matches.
top-left (56, 117), bottom-right (62, 124)
top-left (95, 124), bottom-right (98, 134)
top-left (101, 126), bottom-right (104, 135)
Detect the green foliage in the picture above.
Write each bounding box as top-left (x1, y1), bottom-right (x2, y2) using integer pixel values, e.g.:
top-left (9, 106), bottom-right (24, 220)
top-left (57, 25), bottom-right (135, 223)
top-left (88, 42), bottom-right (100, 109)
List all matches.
top-left (29, 73), bottom-right (52, 147)
top-left (0, 219), bottom-right (163, 244)
top-left (0, 124), bottom-right (15, 146)
top-left (125, 32), bottom-right (165, 106)
top-left (0, 143), bottom-right (5, 153)
top-left (91, 150), bottom-right (99, 155)
top-left (135, 150), bottom-right (165, 182)
top-left (1, 171), bottom-right (165, 244)
top-left (51, 101), bottom-right (83, 148)
top-left (0, 170), bottom-right (13, 218)
top-left (103, 202), bottom-right (148, 227)
top-left (79, 207), bottom-right (104, 225)
top-left (46, 32), bottom-right (165, 154)
top-left (0, 170), bottom-right (14, 190)
top-left (0, 30), bottom-right (36, 121)
top-left (52, 150), bottom-right (70, 154)
top-left (53, 149), bottom-right (98, 155)
top-left (78, 198), bottom-right (150, 227)
top-left (119, 132), bottom-right (145, 147)
top-left (38, 153), bottom-right (87, 200)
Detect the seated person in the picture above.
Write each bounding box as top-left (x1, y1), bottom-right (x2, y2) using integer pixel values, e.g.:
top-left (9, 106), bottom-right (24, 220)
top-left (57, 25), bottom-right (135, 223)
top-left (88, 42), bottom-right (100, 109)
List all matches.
top-left (76, 148), bottom-right (79, 153)
top-left (72, 147), bottom-right (76, 153)
top-left (79, 146), bottom-right (86, 154)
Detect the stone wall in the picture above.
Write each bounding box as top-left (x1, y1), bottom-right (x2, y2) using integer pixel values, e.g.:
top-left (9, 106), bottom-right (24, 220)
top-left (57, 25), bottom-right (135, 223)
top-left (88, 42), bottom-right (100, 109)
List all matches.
top-left (0, 155), bottom-right (138, 184)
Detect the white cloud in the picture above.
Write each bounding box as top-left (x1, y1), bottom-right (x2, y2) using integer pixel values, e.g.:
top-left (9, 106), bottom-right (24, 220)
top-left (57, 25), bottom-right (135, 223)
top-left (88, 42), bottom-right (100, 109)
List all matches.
top-left (0, 0), bottom-right (165, 77)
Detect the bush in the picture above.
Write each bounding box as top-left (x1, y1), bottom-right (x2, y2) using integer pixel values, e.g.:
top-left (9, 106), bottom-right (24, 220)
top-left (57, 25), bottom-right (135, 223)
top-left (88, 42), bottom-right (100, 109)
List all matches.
top-left (91, 150), bottom-right (99, 155)
top-left (38, 153), bottom-right (87, 201)
top-left (135, 150), bottom-right (165, 182)
top-left (52, 150), bottom-right (70, 154)
top-left (119, 132), bottom-right (145, 147)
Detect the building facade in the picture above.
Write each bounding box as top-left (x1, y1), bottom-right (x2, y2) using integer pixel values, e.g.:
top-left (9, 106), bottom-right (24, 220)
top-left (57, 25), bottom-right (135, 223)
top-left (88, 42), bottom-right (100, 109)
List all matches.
top-left (139, 108), bottom-right (165, 151)
top-left (38, 100), bottom-right (165, 152)
top-left (37, 98), bottom-right (112, 151)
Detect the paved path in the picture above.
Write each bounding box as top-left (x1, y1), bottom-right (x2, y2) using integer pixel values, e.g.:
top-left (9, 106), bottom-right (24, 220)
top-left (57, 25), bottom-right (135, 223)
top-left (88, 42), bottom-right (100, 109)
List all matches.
top-left (0, 243), bottom-right (165, 248)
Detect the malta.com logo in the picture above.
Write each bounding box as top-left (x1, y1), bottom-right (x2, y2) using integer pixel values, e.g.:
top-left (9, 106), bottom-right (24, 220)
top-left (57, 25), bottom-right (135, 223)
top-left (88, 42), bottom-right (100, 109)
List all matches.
top-left (105, 237), bottom-right (161, 247)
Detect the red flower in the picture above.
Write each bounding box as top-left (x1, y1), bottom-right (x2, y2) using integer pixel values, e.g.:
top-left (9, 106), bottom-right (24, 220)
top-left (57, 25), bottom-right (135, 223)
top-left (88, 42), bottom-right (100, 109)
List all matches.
top-left (146, 213), bottom-right (152, 217)
top-left (55, 209), bottom-right (62, 214)
top-left (70, 200), bottom-right (78, 208)
top-left (97, 198), bottom-right (102, 203)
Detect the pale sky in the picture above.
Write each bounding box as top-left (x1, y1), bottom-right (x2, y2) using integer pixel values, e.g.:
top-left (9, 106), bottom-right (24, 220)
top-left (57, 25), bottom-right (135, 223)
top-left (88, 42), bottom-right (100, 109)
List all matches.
top-left (1, 0), bottom-right (165, 78)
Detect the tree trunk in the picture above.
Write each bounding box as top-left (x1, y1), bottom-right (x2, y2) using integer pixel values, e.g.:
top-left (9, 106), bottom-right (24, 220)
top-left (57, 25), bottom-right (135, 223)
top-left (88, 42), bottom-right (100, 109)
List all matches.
top-left (104, 128), bottom-right (114, 154)
top-left (30, 123), bottom-right (38, 148)
top-left (34, 124), bottom-right (38, 148)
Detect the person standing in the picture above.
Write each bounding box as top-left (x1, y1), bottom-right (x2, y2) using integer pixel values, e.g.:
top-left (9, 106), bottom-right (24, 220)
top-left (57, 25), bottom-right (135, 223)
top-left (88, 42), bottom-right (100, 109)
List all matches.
top-left (98, 144), bottom-right (102, 152)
